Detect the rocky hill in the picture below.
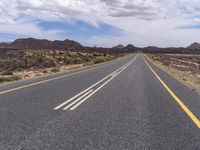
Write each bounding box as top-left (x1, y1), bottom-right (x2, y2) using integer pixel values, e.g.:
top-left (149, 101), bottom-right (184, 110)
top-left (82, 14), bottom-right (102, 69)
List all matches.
top-left (0, 38), bottom-right (200, 54)
top-left (112, 44), bottom-right (125, 49)
top-left (187, 42), bottom-right (200, 50)
top-left (0, 38), bottom-right (83, 51)
top-left (0, 42), bottom-right (10, 48)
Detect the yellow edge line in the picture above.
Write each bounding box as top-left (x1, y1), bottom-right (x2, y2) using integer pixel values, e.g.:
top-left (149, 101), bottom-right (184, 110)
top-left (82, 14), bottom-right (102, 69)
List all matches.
top-left (0, 55), bottom-right (131, 95)
top-left (144, 57), bottom-right (200, 128)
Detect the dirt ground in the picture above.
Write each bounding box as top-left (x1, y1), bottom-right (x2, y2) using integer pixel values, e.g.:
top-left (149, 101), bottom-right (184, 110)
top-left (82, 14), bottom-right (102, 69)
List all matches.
top-left (146, 54), bottom-right (200, 94)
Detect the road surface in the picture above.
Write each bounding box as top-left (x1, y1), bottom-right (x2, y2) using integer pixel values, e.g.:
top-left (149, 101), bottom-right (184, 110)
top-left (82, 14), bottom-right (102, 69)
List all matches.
top-left (0, 54), bottom-right (200, 150)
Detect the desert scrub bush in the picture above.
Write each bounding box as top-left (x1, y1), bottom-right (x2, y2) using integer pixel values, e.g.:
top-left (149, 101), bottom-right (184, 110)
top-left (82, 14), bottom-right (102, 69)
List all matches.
top-left (162, 59), bottom-right (171, 66)
top-left (51, 68), bottom-right (60, 73)
top-left (67, 57), bottom-right (82, 64)
top-left (0, 75), bottom-right (22, 83)
top-left (94, 56), bottom-right (106, 64)
top-left (84, 55), bottom-right (92, 62)
top-left (42, 70), bottom-right (48, 74)
top-left (104, 55), bottom-right (114, 61)
top-left (2, 71), bottom-right (13, 75)
top-left (84, 61), bottom-right (94, 66)
top-left (44, 56), bottom-right (57, 67)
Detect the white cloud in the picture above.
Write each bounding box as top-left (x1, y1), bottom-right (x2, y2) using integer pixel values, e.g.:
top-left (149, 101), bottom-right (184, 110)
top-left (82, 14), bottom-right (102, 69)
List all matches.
top-left (0, 0), bottom-right (200, 47)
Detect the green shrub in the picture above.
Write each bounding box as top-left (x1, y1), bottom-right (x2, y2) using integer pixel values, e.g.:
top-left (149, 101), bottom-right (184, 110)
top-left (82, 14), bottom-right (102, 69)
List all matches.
top-left (84, 61), bottom-right (94, 66)
top-left (0, 78), bottom-right (4, 83)
top-left (51, 68), bottom-right (60, 73)
top-left (67, 57), bottom-right (82, 64)
top-left (44, 56), bottom-right (57, 67)
top-left (0, 75), bottom-right (22, 83)
top-left (94, 56), bottom-right (106, 64)
top-left (104, 55), bottom-right (113, 61)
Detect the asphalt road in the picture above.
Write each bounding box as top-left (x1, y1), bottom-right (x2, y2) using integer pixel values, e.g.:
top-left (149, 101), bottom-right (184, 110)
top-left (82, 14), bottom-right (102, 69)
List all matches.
top-left (0, 54), bottom-right (200, 150)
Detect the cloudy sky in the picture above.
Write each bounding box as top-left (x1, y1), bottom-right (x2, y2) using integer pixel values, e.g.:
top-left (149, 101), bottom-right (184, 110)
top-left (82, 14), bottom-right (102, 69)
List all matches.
top-left (0, 0), bottom-right (200, 47)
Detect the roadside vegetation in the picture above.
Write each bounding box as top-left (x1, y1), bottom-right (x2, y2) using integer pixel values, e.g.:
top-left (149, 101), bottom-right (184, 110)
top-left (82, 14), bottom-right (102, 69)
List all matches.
top-left (146, 54), bottom-right (200, 94)
top-left (0, 50), bottom-right (126, 84)
top-left (0, 75), bottom-right (22, 83)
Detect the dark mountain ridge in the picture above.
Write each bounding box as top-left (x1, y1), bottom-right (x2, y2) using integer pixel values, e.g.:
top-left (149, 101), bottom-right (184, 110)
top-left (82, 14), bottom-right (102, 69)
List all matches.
top-left (0, 38), bottom-right (200, 54)
top-left (0, 38), bottom-right (83, 51)
top-left (187, 42), bottom-right (200, 50)
top-left (112, 44), bottom-right (125, 49)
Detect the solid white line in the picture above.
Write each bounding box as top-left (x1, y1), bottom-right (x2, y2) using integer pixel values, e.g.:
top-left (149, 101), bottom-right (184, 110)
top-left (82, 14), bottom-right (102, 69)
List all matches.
top-left (70, 67), bottom-right (126, 110)
top-left (63, 89), bottom-right (93, 110)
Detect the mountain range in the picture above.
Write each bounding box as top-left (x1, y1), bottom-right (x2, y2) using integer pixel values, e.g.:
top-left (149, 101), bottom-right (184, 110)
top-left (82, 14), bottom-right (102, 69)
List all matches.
top-left (0, 38), bottom-right (83, 51)
top-left (0, 38), bottom-right (200, 54)
top-left (187, 42), bottom-right (200, 50)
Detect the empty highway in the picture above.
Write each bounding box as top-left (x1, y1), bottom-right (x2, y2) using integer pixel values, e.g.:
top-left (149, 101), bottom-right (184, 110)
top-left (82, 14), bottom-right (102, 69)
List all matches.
top-left (0, 54), bottom-right (200, 150)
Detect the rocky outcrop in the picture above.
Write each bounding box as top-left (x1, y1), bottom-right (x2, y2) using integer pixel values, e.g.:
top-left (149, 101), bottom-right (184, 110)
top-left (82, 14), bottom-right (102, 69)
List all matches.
top-left (187, 42), bottom-right (200, 50)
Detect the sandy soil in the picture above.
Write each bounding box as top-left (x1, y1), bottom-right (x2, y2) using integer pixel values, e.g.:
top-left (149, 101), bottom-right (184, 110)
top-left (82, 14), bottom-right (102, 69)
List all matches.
top-left (146, 54), bottom-right (200, 94)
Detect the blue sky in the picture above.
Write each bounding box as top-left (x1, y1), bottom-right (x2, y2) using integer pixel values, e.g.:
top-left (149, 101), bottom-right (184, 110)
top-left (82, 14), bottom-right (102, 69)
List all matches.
top-left (37, 20), bottom-right (122, 43)
top-left (0, 33), bottom-right (24, 41)
top-left (177, 24), bottom-right (200, 29)
top-left (0, 0), bottom-right (200, 47)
